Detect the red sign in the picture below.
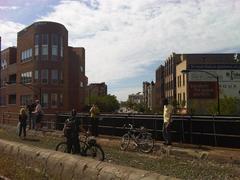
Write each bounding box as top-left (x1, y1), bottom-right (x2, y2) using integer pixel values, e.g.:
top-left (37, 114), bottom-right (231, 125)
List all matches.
top-left (188, 81), bottom-right (217, 99)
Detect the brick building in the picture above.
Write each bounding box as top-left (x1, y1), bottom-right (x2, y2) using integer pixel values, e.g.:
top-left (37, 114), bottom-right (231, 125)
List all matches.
top-left (0, 21), bottom-right (88, 114)
top-left (154, 65), bottom-right (165, 112)
top-left (86, 82), bottom-right (107, 105)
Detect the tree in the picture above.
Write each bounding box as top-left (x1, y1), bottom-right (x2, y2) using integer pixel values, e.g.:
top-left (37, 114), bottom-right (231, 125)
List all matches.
top-left (208, 96), bottom-right (240, 115)
top-left (89, 95), bottom-right (120, 113)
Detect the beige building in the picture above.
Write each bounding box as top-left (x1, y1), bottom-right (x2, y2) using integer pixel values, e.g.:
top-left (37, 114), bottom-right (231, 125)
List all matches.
top-left (164, 53), bottom-right (181, 103)
top-left (176, 53), bottom-right (240, 114)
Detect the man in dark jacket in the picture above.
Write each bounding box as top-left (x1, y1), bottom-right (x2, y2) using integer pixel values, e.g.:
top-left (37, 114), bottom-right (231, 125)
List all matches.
top-left (63, 109), bottom-right (81, 154)
top-left (27, 100), bottom-right (35, 129)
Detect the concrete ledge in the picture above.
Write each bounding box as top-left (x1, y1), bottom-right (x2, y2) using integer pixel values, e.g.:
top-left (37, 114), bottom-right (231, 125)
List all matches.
top-left (0, 139), bottom-right (178, 180)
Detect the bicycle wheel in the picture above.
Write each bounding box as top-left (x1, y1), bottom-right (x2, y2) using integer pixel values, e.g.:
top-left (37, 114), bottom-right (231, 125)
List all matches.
top-left (56, 142), bottom-right (68, 153)
top-left (120, 133), bottom-right (130, 151)
top-left (138, 133), bottom-right (154, 153)
top-left (85, 144), bottom-right (105, 161)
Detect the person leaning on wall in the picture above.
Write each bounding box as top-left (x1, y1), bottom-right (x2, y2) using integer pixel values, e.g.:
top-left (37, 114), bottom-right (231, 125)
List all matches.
top-left (33, 99), bottom-right (43, 131)
top-left (89, 104), bottom-right (100, 137)
top-left (162, 98), bottom-right (174, 145)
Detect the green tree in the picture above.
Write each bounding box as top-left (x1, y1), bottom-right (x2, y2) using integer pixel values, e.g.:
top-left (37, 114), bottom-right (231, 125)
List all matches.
top-left (133, 102), bottom-right (146, 113)
top-left (208, 96), bottom-right (240, 115)
top-left (89, 95), bottom-right (120, 113)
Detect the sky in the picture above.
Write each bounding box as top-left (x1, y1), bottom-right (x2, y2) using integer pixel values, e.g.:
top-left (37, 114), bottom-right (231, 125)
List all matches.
top-left (0, 0), bottom-right (240, 101)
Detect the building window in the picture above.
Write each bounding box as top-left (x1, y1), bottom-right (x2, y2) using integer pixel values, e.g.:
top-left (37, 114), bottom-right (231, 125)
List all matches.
top-left (34, 34), bottom-right (40, 56)
top-left (179, 75), bottom-right (181, 87)
top-left (41, 69), bottom-right (48, 84)
top-left (59, 94), bottom-right (63, 106)
top-left (0, 96), bottom-right (6, 106)
top-left (42, 45), bottom-right (48, 56)
top-left (59, 71), bottom-right (63, 83)
top-left (80, 81), bottom-right (84, 87)
top-left (51, 93), bottom-right (58, 108)
top-left (183, 92), bottom-right (185, 102)
top-left (20, 95), bottom-right (31, 106)
top-left (183, 74), bottom-right (185, 86)
top-left (35, 46), bottom-right (39, 56)
top-left (34, 70), bottom-right (39, 80)
top-left (9, 74), bottom-right (16, 84)
top-left (42, 93), bottom-right (48, 108)
top-left (60, 36), bottom-right (63, 57)
top-left (35, 34), bottom-right (40, 45)
top-left (21, 48), bottom-right (32, 62)
top-left (42, 34), bottom-right (48, 45)
top-left (51, 70), bottom-right (58, 83)
top-left (80, 66), bottom-right (84, 73)
top-left (41, 34), bottom-right (48, 59)
top-left (52, 46), bottom-right (58, 56)
top-left (21, 71), bottom-right (32, 83)
top-left (8, 94), bottom-right (16, 104)
top-left (1, 59), bottom-right (7, 69)
top-left (51, 34), bottom-right (58, 57)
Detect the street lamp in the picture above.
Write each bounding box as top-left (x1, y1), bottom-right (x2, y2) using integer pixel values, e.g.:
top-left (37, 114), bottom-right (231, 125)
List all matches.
top-left (181, 69), bottom-right (220, 115)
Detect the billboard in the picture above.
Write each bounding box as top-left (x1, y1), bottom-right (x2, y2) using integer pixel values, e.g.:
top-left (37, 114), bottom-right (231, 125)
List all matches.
top-left (188, 82), bottom-right (217, 99)
top-left (188, 70), bottom-right (240, 98)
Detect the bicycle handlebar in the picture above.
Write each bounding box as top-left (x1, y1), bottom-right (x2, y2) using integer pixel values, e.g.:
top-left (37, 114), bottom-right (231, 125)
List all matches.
top-left (123, 123), bottom-right (133, 129)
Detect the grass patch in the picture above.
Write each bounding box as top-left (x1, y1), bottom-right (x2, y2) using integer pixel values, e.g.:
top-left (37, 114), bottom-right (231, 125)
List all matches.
top-left (0, 152), bottom-right (48, 180)
top-left (0, 126), bottom-right (240, 179)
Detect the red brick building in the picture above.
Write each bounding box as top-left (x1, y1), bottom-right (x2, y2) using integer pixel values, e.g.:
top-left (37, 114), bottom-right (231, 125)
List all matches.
top-left (0, 21), bottom-right (88, 114)
top-left (86, 82), bottom-right (107, 105)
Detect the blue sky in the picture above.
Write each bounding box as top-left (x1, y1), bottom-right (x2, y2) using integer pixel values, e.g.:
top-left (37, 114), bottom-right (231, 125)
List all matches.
top-left (1, 0), bottom-right (240, 101)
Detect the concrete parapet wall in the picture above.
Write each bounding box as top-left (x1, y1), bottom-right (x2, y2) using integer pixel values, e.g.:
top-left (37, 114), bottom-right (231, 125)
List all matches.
top-left (0, 139), bottom-right (177, 180)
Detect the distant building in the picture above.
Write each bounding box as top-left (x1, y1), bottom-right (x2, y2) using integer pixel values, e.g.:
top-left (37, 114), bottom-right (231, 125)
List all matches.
top-left (0, 21), bottom-right (88, 114)
top-left (154, 65), bottom-right (165, 111)
top-left (128, 92), bottom-right (143, 104)
top-left (164, 53), bottom-right (181, 103)
top-left (86, 82), bottom-right (107, 104)
top-left (143, 81), bottom-right (150, 106)
top-left (143, 81), bottom-right (155, 111)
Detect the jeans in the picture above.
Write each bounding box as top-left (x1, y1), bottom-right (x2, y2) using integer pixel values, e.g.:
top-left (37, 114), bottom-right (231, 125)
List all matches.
top-left (67, 136), bottom-right (80, 154)
top-left (28, 113), bottom-right (32, 129)
top-left (91, 117), bottom-right (99, 137)
top-left (32, 116), bottom-right (36, 130)
top-left (162, 122), bottom-right (172, 144)
top-left (19, 122), bottom-right (26, 137)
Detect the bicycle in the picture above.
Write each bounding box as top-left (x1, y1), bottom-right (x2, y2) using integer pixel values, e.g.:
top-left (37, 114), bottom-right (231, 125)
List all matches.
top-left (120, 124), bottom-right (154, 153)
top-left (56, 131), bottom-right (105, 161)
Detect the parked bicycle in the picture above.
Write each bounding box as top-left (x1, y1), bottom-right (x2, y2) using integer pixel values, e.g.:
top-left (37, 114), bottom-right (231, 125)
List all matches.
top-left (120, 124), bottom-right (154, 153)
top-left (56, 131), bottom-right (105, 161)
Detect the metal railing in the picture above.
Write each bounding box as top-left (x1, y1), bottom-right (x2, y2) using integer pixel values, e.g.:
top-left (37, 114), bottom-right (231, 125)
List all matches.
top-left (1, 112), bottom-right (240, 148)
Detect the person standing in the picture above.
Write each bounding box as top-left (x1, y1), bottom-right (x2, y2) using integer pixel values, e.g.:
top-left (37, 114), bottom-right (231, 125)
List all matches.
top-left (33, 100), bottom-right (43, 130)
top-left (63, 109), bottom-right (80, 154)
top-left (27, 100), bottom-right (35, 129)
top-left (89, 104), bottom-right (100, 137)
top-left (19, 107), bottom-right (28, 139)
top-left (162, 99), bottom-right (174, 145)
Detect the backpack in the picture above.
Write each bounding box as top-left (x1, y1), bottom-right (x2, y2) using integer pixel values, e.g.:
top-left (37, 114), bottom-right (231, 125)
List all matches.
top-left (63, 118), bottom-right (77, 137)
